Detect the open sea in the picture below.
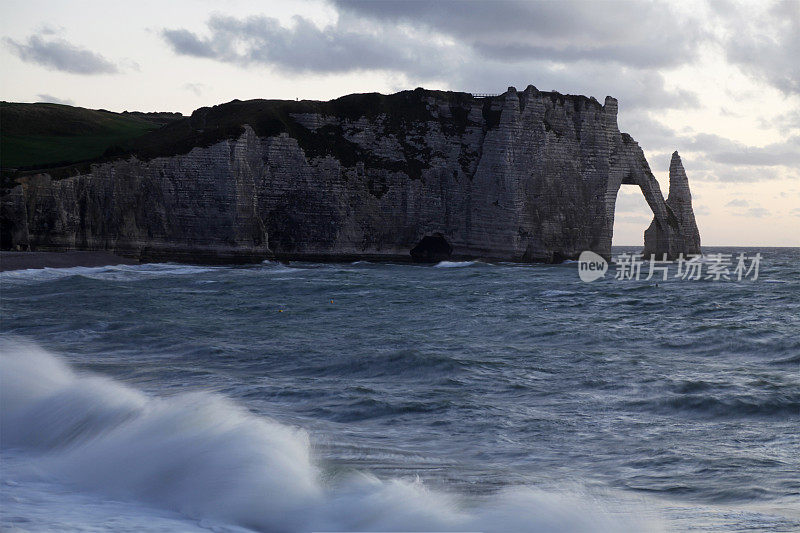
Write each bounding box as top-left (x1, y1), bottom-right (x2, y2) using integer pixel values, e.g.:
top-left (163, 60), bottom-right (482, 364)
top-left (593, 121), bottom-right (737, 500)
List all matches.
top-left (1, 247), bottom-right (798, 532)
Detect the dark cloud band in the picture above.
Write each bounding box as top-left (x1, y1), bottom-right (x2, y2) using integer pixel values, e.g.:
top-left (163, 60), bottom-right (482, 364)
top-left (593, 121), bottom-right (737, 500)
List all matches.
top-left (5, 35), bottom-right (118, 75)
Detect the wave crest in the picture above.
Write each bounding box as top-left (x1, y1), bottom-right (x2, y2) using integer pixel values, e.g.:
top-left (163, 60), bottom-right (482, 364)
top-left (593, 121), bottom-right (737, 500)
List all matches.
top-left (433, 261), bottom-right (479, 268)
top-left (0, 339), bottom-right (652, 532)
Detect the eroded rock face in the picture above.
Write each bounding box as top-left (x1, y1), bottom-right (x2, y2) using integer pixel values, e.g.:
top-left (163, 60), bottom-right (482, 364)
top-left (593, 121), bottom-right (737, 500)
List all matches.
top-left (643, 151), bottom-right (702, 259)
top-left (1, 86), bottom-right (700, 263)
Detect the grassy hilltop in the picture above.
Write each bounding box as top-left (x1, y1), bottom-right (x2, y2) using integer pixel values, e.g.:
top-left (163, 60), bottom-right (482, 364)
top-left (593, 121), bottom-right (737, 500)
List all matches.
top-left (0, 90), bottom-right (472, 184)
top-left (0, 102), bottom-right (181, 169)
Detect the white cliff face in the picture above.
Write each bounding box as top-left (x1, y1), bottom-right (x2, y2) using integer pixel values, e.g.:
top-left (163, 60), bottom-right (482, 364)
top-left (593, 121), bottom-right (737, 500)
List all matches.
top-left (643, 152), bottom-right (702, 259)
top-left (1, 86), bottom-right (701, 263)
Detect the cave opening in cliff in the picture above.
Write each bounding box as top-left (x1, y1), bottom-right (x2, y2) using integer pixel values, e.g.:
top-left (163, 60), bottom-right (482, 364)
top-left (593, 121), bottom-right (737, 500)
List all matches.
top-left (0, 219), bottom-right (14, 250)
top-left (611, 185), bottom-right (654, 247)
top-left (410, 233), bottom-right (453, 263)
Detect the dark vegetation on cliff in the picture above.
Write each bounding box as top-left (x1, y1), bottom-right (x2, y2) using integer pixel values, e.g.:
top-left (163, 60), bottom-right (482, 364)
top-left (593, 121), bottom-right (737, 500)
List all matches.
top-left (0, 90), bottom-right (471, 188)
top-left (1, 88), bottom-right (601, 190)
top-left (0, 103), bottom-right (181, 168)
top-left (0, 103), bottom-right (181, 190)
top-left (128, 88), bottom-right (602, 168)
top-left (125, 88), bottom-right (484, 180)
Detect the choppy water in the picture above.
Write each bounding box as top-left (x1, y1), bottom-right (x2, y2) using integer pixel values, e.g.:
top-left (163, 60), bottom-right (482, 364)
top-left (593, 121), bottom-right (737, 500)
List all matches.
top-left (1, 247), bottom-right (798, 532)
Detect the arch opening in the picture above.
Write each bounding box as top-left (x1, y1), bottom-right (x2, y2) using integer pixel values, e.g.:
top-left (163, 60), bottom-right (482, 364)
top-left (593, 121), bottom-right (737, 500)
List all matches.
top-left (611, 184), bottom-right (654, 247)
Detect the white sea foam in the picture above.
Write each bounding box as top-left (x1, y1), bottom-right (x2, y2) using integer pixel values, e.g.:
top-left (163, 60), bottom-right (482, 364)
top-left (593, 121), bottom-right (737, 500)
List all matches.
top-left (433, 261), bottom-right (478, 268)
top-left (258, 261), bottom-right (304, 274)
top-left (0, 338), bottom-right (656, 532)
top-left (0, 265), bottom-right (111, 282)
top-left (0, 263), bottom-right (218, 284)
top-left (540, 290), bottom-right (576, 297)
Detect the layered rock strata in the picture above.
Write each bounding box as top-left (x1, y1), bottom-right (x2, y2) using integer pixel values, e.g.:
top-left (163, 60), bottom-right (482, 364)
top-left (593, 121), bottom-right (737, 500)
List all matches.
top-left (643, 151), bottom-right (701, 258)
top-left (1, 86), bottom-right (700, 263)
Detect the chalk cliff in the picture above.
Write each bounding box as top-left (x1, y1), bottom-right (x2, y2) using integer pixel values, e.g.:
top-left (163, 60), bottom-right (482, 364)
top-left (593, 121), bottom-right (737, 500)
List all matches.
top-left (643, 151), bottom-right (701, 258)
top-left (0, 86), bottom-right (700, 263)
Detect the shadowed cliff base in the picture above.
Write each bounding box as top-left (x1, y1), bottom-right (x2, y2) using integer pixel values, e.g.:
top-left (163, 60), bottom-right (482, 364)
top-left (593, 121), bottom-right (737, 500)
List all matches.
top-left (410, 234), bottom-right (454, 263)
top-left (0, 251), bottom-right (139, 272)
top-left (0, 86), bottom-right (701, 264)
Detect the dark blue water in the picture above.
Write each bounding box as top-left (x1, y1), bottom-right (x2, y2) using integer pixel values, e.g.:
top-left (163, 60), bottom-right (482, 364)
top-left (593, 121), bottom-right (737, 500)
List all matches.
top-left (1, 247), bottom-right (798, 531)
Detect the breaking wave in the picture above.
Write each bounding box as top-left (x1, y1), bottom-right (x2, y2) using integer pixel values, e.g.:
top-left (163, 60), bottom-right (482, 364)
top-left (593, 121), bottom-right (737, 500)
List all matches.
top-left (0, 339), bottom-right (652, 532)
top-left (0, 263), bottom-right (218, 284)
top-left (433, 261), bottom-right (479, 268)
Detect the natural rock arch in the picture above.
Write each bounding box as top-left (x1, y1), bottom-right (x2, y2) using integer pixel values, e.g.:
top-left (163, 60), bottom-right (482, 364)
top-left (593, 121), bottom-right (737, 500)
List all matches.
top-left (0, 86), bottom-right (701, 264)
top-left (603, 151), bottom-right (700, 259)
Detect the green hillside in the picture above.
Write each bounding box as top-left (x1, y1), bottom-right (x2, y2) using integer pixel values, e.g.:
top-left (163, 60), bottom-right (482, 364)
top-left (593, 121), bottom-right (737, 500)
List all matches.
top-left (0, 102), bottom-right (180, 169)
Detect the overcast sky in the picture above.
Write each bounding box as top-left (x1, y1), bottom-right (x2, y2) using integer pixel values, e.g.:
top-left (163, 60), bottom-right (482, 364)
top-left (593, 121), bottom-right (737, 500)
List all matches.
top-left (1, 0), bottom-right (798, 246)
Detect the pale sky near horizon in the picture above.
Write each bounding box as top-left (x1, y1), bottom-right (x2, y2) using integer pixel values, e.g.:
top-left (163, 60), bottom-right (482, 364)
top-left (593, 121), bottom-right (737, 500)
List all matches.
top-left (1, 0), bottom-right (798, 246)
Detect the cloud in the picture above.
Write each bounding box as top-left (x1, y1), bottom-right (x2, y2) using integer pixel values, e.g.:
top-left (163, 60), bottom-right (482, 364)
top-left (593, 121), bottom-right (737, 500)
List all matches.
top-left (452, 62), bottom-right (699, 110)
top-left (617, 111), bottom-right (681, 150)
top-left (614, 188), bottom-right (651, 215)
top-left (161, 8), bottom-right (700, 110)
top-left (161, 29), bottom-right (216, 58)
top-left (119, 58), bottom-right (141, 72)
top-left (719, 107), bottom-right (742, 118)
top-left (183, 82), bottom-right (207, 96)
top-left (333, 0), bottom-right (708, 69)
top-left (162, 14), bottom-right (446, 77)
top-left (726, 199), bottom-right (749, 207)
top-left (619, 112), bottom-right (800, 182)
top-left (690, 165), bottom-right (783, 183)
top-left (758, 108), bottom-right (800, 136)
top-left (685, 134), bottom-right (800, 167)
top-left (37, 24), bottom-right (61, 36)
top-left (713, 0), bottom-right (800, 95)
top-left (5, 35), bottom-right (118, 74)
top-left (693, 204), bottom-right (712, 216)
top-left (36, 94), bottom-right (74, 105)
top-left (746, 207), bottom-right (770, 218)
top-left (727, 200), bottom-right (769, 218)
top-left (620, 113), bottom-right (800, 170)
